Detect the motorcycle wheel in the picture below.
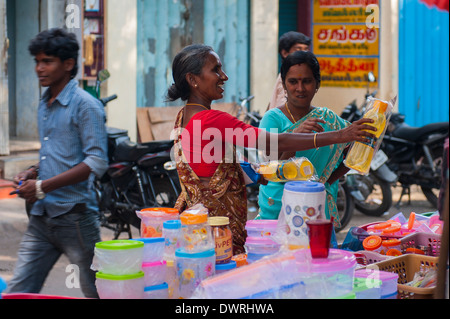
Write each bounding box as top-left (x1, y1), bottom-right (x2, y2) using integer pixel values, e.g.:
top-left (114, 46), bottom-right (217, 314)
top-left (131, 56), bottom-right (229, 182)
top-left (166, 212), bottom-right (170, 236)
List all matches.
top-left (354, 173), bottom-right (393, 216)
top-left (419, 145), bottom-right (444, 208)
top-left (335, 181), bottom-right (354, 233)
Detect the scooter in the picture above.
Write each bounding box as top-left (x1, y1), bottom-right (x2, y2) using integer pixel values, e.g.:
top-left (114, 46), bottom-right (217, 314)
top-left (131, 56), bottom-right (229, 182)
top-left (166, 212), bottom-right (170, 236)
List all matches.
top-left (340, 72), bottom-right (398, 216)
top-left (94, 70), bottom-right (180, 239)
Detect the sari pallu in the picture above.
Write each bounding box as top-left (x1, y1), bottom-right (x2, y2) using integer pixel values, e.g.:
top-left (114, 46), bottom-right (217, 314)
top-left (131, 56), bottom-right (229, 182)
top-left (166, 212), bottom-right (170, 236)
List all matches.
top-left (173, 108), bottom-right (248, 254)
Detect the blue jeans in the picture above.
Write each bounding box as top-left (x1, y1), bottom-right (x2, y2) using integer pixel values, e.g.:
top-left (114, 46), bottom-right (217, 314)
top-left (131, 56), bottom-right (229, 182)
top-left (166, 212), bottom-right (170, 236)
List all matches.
top-left (7, 206), bottom-right (101, 298)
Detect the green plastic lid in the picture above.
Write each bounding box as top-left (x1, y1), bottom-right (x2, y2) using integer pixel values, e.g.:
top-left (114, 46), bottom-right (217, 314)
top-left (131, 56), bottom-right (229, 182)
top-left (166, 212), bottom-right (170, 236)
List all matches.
top-left (96, 271), bottom-right (144, 281)
top-left (95, 240), bottom-right (144, 250)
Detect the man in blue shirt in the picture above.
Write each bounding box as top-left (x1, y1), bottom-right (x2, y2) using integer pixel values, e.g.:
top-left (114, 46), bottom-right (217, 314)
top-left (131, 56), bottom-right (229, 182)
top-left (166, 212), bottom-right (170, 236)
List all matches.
top-left (7, 28), bottom-right (108, 298)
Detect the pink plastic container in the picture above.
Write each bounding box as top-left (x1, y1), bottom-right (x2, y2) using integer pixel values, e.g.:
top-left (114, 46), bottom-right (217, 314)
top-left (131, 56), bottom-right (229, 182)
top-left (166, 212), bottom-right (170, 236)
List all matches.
top-left (355, 268), bottom-right (399, 299)
top-left (244, 237), bottom-right (280, 255)
top-left (142, 260), bottom-right (167, 287)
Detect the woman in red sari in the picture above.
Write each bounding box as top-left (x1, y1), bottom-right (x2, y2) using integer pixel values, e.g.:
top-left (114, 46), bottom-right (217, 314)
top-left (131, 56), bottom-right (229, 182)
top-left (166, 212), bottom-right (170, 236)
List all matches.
top-left (167, 44), bottom-right (375, 253)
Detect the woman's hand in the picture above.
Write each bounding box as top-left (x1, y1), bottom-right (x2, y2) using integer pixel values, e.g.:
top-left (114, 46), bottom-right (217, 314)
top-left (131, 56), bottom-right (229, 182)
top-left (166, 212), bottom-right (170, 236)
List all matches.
top-left (338, 118), bottom-right (376, 143)
top-left (292, 118), bottom-right (326, 134)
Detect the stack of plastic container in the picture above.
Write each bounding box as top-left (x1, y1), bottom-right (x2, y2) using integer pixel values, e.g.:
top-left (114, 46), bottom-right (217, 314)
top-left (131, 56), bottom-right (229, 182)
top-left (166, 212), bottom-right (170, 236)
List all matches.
top-left (175, 205), bottom-right (216, 299)
top-left (134, 237), bottom-right (168, 299)
top-left (244, 219), bottom-right (280, 263)
top-left (162, 219), bottom-right (182, 299)
top-left (93, 240), bottom-right (145, 299)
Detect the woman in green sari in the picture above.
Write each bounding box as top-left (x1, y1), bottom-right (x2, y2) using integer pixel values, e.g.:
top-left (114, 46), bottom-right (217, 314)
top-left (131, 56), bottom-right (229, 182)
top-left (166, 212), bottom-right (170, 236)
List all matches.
top-left (257, 50), bottom-right (350, 229)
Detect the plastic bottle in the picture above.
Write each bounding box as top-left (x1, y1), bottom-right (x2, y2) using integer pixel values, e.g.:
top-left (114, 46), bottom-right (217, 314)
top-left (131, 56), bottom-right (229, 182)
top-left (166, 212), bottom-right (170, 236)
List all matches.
top-left (209, 216), bottom-right (233, 264)
top-left (345, 100), bottom-right (388, 174)
top-left (258, 158), bottom-right (315, 182)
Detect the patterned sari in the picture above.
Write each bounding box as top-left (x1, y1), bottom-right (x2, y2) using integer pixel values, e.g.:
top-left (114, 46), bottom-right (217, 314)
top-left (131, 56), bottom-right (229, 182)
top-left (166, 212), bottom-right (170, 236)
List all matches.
top-left (258, 107), bottom-right (349, 228)
top-left (173, 108), bottom-right (248, 254)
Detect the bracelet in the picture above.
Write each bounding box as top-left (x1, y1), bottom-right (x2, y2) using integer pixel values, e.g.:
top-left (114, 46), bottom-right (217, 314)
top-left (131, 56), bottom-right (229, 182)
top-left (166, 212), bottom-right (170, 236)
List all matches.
top-left (313, 133), bottom-right (319, 150)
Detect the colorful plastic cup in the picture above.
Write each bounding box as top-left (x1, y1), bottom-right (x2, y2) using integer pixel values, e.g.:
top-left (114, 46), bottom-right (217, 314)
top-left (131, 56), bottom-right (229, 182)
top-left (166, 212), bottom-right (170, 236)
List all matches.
top-left (306, 219), bottom-right (333, 258)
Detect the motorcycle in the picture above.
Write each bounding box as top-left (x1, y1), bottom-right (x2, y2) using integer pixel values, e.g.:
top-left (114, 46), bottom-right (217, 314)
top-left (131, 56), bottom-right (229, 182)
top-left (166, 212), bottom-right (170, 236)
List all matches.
top-left (94, 70), bottom-right (181, 239)
top-left (381, 111), bottom-right (449, 209)
top-left (340, 72), bottom-right (398, 217)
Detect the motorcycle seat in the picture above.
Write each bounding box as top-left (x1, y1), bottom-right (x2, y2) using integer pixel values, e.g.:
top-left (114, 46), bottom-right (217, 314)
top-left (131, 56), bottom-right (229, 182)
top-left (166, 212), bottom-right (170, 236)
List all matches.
top-left (113, 139), bottom-right (174, 162)
top-left (393, 122), bottom-right (449, 142)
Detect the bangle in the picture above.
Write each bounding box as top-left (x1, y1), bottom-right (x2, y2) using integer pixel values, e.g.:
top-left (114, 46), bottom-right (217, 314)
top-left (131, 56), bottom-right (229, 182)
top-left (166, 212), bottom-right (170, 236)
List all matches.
top-left (313, 133), bottom-right (319, 150)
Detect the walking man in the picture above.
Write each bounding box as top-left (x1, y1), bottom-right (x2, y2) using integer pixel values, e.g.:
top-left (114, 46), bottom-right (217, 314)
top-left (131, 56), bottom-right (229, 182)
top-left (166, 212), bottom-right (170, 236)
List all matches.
top-left (7, 28), bottom-right (108, 298)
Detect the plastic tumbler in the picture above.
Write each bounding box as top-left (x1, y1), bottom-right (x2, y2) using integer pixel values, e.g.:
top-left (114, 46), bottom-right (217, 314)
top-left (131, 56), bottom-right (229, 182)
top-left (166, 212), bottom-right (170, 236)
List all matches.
top-left (306, 219), bottom-right (333, 258)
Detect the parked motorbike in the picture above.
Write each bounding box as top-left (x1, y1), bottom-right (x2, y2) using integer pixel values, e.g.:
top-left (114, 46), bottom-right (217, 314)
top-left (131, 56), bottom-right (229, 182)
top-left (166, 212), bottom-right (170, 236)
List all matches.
top-left (94, 70), bottom-right (180, 239)
top-left (340, 72), bottom-right (397, 217)
top-left (381, 111), bottom-right (448, 209)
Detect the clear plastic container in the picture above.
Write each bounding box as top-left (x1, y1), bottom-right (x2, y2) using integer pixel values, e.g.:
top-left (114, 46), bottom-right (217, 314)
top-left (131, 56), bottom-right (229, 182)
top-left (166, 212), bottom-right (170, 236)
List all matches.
top-left (175, 248), bottom-right (216, 299)
top-left (143, 283), bottom-right (169, 299)
top-left (96, 271), bottom-right (145, 299)
top-left (179, 210), bottom-right (214, 253)
top-left (244, 237), bottom-right (280, 256)
top-left (245, 219), bottom-right (278, 238)
top-left (93, 240), bottom-right (144, 275)
top-left (142, 260), bottom-right (167, 287)
top-left (132, 237), bottom-right (165, 263)
top-left (355, 268), bottom-right (398, 299)
top-left (165, 260), bottom-right (179, 299)
top-left (362, 235), bottom-right (383, 253)
top-left (295, 249), bottom-right (357, 299)
top-left (136, 207), bottom-right (179, 238)
top-left (162, 220), bottom-right (182, 261)
top-left (353, 277), bottom-right (382, 299)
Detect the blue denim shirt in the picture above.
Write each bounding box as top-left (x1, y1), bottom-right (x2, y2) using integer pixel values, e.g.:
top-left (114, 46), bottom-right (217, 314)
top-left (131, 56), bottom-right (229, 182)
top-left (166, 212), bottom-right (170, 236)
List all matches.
top-left (31, 79), bottom-right (108, 218)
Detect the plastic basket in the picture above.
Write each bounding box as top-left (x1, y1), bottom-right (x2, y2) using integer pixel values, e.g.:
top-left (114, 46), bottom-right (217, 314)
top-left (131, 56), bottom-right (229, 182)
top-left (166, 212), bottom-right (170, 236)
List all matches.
top-left (354, 250), bottom-right (391, 266)
top-left (400, 232), bottom-right (441, 256)
top-left (368, 254), bottom-right (439, 299)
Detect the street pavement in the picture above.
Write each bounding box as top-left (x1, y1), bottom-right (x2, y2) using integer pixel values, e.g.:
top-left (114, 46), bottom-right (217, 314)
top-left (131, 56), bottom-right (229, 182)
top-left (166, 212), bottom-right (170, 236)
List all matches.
top-left (0, 185), bottom-right (439, 298)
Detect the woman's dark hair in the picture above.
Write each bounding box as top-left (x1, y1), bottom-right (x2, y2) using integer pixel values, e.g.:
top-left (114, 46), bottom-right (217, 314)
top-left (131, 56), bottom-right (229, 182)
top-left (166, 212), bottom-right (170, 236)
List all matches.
top-left (280, 50), bottom-right (321, 87)
top-left (166, 44), bottom-right (214, 102)
top-left (278, 31), bottom-right (311, 58)
top-left (28, 28), bottom-right (79, 78)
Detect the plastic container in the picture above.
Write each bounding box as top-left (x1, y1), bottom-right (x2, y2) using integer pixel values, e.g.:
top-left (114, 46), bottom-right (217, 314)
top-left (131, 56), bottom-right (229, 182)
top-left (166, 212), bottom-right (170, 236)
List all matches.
top-left (257, 157), bottom-right (316, 182)
top-left (215, 260), bottom-right (237, 275)
top-left (132, 237), bottom-right (165, 263)
top-left (353, 277), bottom-right (382, 299)
top-left (345, 98), bottom-right (390, 174)
top-left (143, 283), bottom-right (169, 299)
top-left (355, 268), bottom-right (399, 299)
top-left (209, 216), bottom-right (233, 264)
top-left (245, 219), bottom-right (278, 238)
top-left (165, 260), bottom-right (179, 299)
top-left (244, 237), bottom-right (280, 259)
top-left (175, 248), bottom-right (216, 299)
top-left (142, 260), bottom-right (167, 287)
top-left (136, 207), bottom-right (179, 238)
top-left (93, 240), bottom-right (144, 275)
top-left (362, 235), bottom-right (383, 253)
top-left (192, 250), bottom-right (305, 299)
top-left (279, 181), bottom-right (326, 248)
top-left (180, 210), bottom-right (214, 253)
top-left (368, 254), bottom-right (439, 299)
top-left (295, 249), bottom-right (357, 299)
top-left (162, 220), bottom-right (182, 261)
top-left (381, 238), bottom-right (402, 255)
top-left (400, 232), bottom-right (441, 256)
top-left (95, 271), bottom-right (145, 299)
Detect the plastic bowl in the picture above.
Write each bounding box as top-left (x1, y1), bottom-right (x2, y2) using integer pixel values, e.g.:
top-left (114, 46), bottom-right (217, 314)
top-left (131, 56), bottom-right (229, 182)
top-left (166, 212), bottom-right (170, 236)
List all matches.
top-left (96, 271), bottom-right (145, 299)
top-left (244, 237), bottom-right (280, 255)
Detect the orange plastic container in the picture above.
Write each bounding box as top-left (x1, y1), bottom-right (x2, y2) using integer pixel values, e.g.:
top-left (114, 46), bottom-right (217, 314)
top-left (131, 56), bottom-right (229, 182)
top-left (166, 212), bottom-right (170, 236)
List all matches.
top-left (363, 235), bottom-right (383, 252)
